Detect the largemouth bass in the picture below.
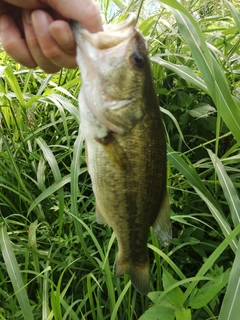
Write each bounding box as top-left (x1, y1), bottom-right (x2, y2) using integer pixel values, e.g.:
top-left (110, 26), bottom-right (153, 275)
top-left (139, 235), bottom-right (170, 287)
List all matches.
top-left (71, 15), bottom-right (172, 295)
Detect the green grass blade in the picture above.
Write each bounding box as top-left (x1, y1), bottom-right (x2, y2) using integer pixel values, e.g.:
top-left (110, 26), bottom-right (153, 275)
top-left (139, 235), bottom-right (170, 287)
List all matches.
top-left (159, 0), bottom-right (213, 71)
top-left (42, 262), bottom-right (51, 320)
top-left (40, 94), bottom-right (80, 123)
top-left (207, 148), bottom-right (240, 228)
top-left (37, 74), bottom-right (53, 95)
top-left (0, 223), bottom-right (34, 320)
top-left (167, 145), bottom-right (219, 209)
top-left (224, 0), bottom-right (240, 32)
top-left (27, 174), bottom-right (71, 214)
top-left (172, 9), bottom-right (215, 94)
top-left (174, 7), bottom-right (240, 145)
top-left (219, 239), bottom-right (240, 320)
top-left (194, 188), bottom-right (238, 252)
top-left (148, 244), bottom-right (186, 280)
top-left (211, 57), bottom-right (240, 146)
top-left (36, 137), bottom-right (64, 237)
top-left (3, 66), bottom-right (25, 106)
top-left (70, 129), bottom-right (84, 213)
top-left (36, 137), bottom-right (61, 182)
top-left (110, 280), bottom-right (131, 320)
top-left (182, 222), bottom-right (240, 303)
top-left (159, 0), bottom-right (240, 145)
top-left (167, 145), bottom-right (237, 252)
top-left (70, 129), bottom-right (103, 268)
top-left (152, 56), bottom-right (209, 94)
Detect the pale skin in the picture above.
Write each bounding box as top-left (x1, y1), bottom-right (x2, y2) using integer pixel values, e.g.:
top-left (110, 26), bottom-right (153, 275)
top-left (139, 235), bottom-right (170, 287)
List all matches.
top-left (0, 0), bottom-right (103, 73)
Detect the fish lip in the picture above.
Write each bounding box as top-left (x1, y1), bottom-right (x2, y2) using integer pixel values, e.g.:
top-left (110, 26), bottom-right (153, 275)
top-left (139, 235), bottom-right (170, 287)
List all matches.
top-left (71, 14), bottom-right (137, 50)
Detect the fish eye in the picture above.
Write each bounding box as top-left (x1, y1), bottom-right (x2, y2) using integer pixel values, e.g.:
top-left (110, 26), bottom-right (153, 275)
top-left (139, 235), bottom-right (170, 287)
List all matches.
top-left (131, 51), bottom-right (145, 68)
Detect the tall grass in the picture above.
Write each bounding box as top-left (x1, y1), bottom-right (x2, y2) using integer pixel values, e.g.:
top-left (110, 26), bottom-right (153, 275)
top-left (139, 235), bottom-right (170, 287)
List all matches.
top-left (0, 0), bottom-right (240, 319)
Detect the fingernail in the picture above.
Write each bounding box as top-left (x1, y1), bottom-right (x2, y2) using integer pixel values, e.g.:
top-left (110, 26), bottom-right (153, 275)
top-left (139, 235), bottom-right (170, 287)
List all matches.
top-left (24, 10), bottom-right (32, 25)
top-left (0, 16), bottom-right (10, 32)
top-left (32, 10), bottom-right (49, 36)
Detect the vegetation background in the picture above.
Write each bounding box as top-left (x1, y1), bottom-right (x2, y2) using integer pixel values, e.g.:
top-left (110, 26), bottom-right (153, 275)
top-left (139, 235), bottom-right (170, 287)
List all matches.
top-left (0, 0), bottom-right (240, 319)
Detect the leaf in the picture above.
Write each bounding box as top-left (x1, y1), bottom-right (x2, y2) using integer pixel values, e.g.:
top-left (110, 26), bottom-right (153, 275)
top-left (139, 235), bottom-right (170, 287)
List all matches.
top-left (139, 305), bottom-right (175, 320)
top-left (175, 308), bottom-right (191, 320)
top-left (0, 223), bottom-right (34, 320)
top-left (188, 104), bottom-right (216, 118)
top-left (219, 239), bottom-right (240, 320)
top-left (162, 268), bottom-right (184, 309)
top-left (189, 271), bottom-right (230, 309)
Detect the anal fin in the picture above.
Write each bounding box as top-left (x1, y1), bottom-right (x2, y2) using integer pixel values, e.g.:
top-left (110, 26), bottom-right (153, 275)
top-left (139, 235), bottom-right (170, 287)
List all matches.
top-left (95, 202), bottom-right (107, 224)
top-left (153, 190), bottom-right (172, 246)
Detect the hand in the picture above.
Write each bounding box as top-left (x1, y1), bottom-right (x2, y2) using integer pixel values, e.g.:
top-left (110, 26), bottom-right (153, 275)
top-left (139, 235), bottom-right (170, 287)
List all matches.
top-left (0, 0), bottom-right (103, 73)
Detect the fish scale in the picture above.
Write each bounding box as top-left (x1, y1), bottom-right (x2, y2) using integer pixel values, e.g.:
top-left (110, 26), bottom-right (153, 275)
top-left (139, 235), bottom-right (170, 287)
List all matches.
top-left (71, 14), bottom-right (172, 295)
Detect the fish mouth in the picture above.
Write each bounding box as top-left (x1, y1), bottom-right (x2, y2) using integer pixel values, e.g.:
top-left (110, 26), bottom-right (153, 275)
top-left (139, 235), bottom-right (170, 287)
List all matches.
top-left (71, 14), bottom-right (137, 50)
top-left (71, 14), bottom-right (140, 134)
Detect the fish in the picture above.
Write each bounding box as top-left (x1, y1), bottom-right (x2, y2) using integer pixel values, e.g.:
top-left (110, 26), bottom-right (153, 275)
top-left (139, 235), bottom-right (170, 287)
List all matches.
top-left (71, 14), bottom-right (172, 295)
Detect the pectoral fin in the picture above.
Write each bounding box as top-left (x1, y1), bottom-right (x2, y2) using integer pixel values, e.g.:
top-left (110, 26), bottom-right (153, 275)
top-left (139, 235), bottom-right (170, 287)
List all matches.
top-left (95, 131), bottom-right (128, 170)
top-left (153, 190), bottom-right (172, 246)
top-left (95, 202), bottom-right (107, 224)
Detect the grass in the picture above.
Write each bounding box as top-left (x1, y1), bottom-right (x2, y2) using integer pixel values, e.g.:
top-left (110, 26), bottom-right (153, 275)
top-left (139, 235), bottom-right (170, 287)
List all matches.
top-left (0, 0), bottom-right (240, 319)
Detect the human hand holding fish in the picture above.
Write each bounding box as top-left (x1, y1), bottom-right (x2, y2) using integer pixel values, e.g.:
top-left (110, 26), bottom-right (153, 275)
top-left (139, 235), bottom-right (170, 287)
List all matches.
top-left (72, 14), bottom-right (172, 295)
top-left (0, 0), bottom-right (102, 72)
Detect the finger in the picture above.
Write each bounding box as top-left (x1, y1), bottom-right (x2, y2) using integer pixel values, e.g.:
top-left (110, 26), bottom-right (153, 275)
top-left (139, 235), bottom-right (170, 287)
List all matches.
top-left (30, 10), bottom-right (77, 70)
top-left (2, 0), bottom-right (47, 9)
top-left (49, 20), bottom-right (76, 55)
top-left (23, 10), bottom-right (61, 73)
top-left (40, 0), bottom-right (103, 32)
top-left (0, 14), bottom-right (37, 68)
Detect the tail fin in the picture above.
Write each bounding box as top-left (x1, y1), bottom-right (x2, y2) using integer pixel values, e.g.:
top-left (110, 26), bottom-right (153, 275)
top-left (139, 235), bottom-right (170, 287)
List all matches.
top-left (115, 259), bottom-right (150, 295)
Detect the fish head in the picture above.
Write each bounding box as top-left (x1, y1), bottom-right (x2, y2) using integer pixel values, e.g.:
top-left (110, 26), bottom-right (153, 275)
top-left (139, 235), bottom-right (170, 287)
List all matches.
top-left (72, 15), bottom-right (152, 133)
